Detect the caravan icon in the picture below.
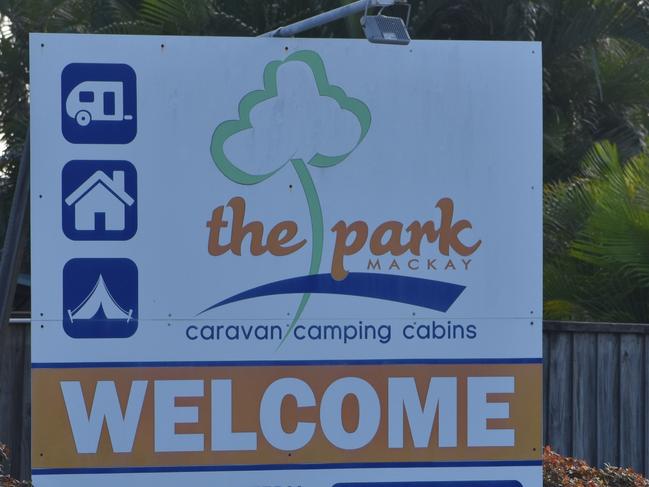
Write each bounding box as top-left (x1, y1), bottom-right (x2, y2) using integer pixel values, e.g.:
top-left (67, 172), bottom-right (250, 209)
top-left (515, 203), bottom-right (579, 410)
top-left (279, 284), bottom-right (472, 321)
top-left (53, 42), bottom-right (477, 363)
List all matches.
top-left (63, 258), bottom-right (138, 339)
top-left (66, 81), bottom-right (134, 126)
top-left (61, 63), bottom-right (137, 144)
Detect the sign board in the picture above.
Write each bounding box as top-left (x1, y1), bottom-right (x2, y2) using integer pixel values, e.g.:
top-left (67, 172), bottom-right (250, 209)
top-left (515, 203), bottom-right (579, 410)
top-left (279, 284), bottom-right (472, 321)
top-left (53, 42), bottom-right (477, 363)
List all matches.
top-left (30, 34), bottom-right (542, 487)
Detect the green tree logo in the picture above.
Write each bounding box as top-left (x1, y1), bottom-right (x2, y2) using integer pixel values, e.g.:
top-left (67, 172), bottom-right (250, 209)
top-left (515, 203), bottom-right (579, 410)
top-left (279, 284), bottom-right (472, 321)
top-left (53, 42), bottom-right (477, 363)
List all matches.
top-left (210, 50), bottom-right (371, 340)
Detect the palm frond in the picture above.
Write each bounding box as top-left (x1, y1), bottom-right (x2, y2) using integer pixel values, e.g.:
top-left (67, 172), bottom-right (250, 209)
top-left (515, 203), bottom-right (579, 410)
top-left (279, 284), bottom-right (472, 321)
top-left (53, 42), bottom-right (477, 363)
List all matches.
top-left (545, 141), bottom-right (649, 322)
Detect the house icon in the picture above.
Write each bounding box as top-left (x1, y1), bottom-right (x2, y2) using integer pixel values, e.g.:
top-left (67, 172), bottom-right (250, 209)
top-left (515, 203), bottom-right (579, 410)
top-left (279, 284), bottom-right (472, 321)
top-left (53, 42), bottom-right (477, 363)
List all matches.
top-left (64, 169), bottom-right (135, 232)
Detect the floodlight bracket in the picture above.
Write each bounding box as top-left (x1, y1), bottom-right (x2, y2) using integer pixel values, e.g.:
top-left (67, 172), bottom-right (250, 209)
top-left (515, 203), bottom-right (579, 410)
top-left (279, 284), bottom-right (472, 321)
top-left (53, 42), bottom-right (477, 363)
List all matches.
top-left (362, 0), bottom-right (411, 19)
top-left (260, 0), bottom-right (411, 44)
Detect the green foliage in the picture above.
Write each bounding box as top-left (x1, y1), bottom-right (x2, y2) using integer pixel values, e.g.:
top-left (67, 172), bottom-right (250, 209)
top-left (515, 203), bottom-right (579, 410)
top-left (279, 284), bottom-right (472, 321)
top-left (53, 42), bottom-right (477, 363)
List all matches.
top-left (543, 446), bottom-right (649, 486)
top-left (544, 141), bottom-right (649, 322)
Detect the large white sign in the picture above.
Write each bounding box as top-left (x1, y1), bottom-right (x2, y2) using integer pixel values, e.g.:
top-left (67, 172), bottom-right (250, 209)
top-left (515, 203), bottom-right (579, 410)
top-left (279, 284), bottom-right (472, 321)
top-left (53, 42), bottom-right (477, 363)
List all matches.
top-left (30, 34), bottom-right (542, 487)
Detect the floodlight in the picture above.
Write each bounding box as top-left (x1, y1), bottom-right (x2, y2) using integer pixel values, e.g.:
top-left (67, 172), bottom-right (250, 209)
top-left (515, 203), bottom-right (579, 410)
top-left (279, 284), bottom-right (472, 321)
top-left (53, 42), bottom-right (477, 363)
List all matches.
top-left (361, 1), bottom-right (411, 45)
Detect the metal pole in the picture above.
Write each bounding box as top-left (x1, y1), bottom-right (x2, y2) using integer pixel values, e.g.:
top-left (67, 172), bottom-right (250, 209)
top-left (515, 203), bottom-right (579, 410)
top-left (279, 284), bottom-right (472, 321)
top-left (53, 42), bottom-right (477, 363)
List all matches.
top-left (8, 317), bottom-right (30, 325)
top-left (260, 0), bottom-right (371, 38)
top-left (0, 131), bottom-right (30, 332)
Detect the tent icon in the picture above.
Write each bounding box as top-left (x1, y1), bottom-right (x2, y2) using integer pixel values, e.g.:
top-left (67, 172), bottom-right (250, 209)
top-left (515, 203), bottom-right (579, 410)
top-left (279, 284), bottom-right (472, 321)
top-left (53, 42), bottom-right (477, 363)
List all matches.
top-left (67, 274), bottom-right (133, 323)
top-left (63, 258), bottom-right (138, 339)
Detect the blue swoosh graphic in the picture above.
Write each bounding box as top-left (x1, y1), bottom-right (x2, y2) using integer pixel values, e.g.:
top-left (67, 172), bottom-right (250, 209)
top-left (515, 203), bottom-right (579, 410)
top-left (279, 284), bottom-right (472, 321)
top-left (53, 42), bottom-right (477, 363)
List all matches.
top-left (198, 272), bottom-right (465, 315)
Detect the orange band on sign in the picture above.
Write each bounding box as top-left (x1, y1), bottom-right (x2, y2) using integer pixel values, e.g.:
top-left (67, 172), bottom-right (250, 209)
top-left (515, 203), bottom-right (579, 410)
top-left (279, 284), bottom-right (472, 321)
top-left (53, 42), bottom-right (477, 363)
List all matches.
top-left (32, 362), bottom-right (541, 470)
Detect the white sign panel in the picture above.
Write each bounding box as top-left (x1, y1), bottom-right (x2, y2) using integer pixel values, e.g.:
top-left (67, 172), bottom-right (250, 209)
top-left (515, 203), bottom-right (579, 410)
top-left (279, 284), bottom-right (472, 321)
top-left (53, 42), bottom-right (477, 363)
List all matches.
top-left (30, 34), bottom-right (542, 487)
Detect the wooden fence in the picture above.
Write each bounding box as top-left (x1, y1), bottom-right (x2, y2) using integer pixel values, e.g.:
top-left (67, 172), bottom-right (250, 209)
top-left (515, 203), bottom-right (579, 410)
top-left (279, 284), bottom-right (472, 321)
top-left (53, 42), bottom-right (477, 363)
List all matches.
top-left (0, 313), bottom-right (30, 480)
top-left (544, 320), bottom-right (649, 473)
top-left (1, 319), bottom-right (649, 480)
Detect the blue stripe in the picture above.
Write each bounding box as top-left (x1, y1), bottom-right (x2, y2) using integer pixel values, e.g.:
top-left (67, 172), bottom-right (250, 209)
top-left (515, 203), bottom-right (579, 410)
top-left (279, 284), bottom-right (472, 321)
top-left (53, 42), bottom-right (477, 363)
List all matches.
top-left (32, 460), bottom-right (542, 475)
top-left (198, 273), bottom-right (465, 315)
top-left (32, 358), bottom-right (543, 369)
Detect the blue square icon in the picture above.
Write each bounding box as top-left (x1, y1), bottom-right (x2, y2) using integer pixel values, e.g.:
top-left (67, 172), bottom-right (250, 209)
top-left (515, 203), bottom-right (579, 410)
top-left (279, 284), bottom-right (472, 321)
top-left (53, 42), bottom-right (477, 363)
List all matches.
top-left (62, 160), bottom-right (137, 241)
top-left (61, 63), bottom-right (137, 144)
top-left (63, 258), bottom-right (138, 339)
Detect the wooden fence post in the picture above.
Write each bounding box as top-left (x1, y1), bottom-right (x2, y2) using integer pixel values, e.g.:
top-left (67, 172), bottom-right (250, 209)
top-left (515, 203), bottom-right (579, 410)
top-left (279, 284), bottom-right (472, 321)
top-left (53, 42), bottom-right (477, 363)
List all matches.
top-left (0, 133), bottom-right (31, 480)
top-left (0, 132), bottom-right (30, 329)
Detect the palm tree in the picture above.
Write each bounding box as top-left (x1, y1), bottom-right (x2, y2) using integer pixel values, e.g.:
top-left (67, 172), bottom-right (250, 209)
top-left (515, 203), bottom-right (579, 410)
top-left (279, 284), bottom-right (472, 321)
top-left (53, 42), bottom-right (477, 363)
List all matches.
top-left (544, 141), bottom-right (649, 322)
